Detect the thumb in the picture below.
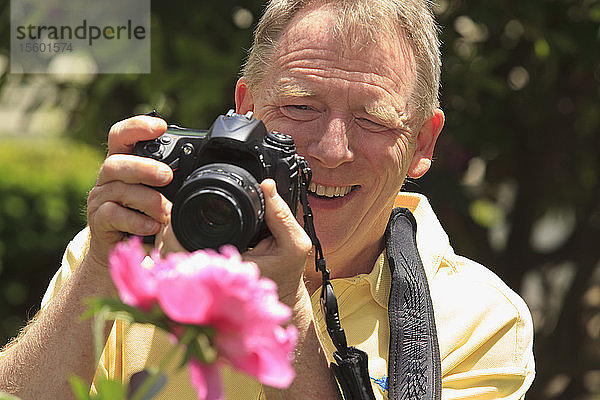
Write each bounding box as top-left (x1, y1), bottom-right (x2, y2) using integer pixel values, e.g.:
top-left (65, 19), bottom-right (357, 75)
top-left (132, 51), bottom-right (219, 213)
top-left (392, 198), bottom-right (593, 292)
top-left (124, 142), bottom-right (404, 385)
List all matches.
top-left (261, 179), bottom-right (311, 253)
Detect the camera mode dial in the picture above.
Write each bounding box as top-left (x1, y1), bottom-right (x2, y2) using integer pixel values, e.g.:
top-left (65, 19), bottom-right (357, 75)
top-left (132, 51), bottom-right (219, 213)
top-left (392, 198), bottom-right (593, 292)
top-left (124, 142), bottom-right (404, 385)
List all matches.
top-left (266, 131), bottom-right (294, 145)
top-left (137, 133), bottom-right (180, 161)
top-left (265, 131), bottom-right (296, 155)
top-left (143, 141), bottom-right (162, 157)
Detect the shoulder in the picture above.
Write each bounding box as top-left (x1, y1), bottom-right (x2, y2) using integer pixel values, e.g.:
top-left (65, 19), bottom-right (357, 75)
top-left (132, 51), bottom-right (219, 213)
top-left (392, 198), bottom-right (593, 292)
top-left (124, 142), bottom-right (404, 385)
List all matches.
top-left (41, 227), bottom-right (91, 308)
top-left (391, 193), bottom-right (535, 394)
top-left (431, 250), bottom-right (534, 381)
top-left (436, 252), bottom-right (532, 330)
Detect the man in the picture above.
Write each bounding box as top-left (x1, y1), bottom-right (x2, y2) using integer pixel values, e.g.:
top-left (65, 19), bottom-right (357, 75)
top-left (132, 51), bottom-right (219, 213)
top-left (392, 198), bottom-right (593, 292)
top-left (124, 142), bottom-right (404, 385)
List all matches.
top-left (0, 0), bottom-right (535, 399)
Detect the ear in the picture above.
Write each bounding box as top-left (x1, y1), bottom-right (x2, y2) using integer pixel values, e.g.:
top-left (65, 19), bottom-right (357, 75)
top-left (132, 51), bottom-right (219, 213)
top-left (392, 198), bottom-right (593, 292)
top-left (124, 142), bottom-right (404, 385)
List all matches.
top-left (407, 108), bottom-right (444, 179)
top-left (235, 77), bottom-right (255, 114)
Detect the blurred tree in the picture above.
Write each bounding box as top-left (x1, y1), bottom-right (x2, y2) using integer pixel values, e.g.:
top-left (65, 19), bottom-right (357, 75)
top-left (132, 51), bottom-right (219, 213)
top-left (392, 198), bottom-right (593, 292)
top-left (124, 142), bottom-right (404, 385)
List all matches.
top-left (0, 139), bottom-right (102, 343)
top-left (1, 0), bottom-right (599, 399)
top-left (67, 0), bottom-right (264, 146)
top-left (422, 1), bottom-right (600, 399)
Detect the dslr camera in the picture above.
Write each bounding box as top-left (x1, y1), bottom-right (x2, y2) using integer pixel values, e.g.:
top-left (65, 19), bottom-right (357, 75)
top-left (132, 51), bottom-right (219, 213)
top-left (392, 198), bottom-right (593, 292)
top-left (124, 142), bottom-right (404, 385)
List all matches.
top-left (134, 110), bottom-right (301, 252)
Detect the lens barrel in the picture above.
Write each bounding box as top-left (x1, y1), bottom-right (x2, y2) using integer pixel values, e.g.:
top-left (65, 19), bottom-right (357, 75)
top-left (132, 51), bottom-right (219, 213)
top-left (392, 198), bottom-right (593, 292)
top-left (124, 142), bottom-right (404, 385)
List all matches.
top-left (171, 163), bottom-right (264, 251)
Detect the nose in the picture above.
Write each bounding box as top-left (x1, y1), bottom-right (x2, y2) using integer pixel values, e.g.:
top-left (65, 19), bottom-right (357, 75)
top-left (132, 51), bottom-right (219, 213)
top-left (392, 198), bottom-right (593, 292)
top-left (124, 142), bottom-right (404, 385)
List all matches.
top-left (306, 115), bottom-right (354, 168)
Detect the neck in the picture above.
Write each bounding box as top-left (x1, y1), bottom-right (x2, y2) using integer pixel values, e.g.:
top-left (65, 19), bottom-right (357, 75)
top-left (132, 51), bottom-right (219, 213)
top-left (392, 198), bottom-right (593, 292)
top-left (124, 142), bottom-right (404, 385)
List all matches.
top-left (303, 236), bottom-right (384, 295)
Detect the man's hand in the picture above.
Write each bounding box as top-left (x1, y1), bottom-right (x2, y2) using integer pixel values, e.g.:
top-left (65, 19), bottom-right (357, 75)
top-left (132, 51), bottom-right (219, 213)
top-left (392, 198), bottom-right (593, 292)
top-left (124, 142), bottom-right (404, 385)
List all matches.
top-left (156, 177), bottom-right (312, 299)
top-left (244, 179), bottom-right (313, 303)
top-left (243, 180), bottom-right (341, 399)
top-left (85, 115), bottom-right (173, 268)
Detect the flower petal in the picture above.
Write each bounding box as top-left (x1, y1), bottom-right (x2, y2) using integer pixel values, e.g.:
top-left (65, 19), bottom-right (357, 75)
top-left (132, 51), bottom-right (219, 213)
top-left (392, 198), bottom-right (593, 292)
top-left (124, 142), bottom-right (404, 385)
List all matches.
top-left (108, 237), bottom-right (157, 310)
top-left (157, 274), bottom-right (214, 325)
top-left (216, 325), bottom-right (297, 388)
top-left (188, 360), bottom-right (223, 400)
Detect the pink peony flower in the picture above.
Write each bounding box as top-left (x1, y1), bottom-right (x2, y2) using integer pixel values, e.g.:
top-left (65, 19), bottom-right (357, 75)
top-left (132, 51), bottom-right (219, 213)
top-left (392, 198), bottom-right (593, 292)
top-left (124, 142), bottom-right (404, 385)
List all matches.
top-left (188, 360), bottom-right (223, 400)
top-left (109, 237), bottom-right (158, 311)
top-left (108, 238), bottom-right (298, 399)
top-left (216, 324), bottom-right (297, 388)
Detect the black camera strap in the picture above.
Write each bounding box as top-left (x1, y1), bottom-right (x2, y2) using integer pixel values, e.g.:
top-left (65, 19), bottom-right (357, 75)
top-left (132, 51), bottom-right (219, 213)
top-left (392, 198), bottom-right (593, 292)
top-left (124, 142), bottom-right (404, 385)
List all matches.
top-left (298, 159), bottom-right (376, 400)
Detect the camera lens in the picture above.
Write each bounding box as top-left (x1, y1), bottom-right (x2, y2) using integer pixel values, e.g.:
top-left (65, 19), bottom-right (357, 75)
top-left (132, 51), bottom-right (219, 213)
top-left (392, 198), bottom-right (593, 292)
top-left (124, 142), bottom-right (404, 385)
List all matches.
top-left (184, 189), bottom-right (242, 245)
top-left (171, 163), bottom-right (264, 251)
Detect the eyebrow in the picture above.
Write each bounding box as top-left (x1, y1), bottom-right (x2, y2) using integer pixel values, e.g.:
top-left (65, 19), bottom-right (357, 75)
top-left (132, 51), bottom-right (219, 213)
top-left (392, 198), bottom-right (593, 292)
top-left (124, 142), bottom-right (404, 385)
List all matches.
top-left (364, 103), bottom-right (408, 129)
top-left (273, 82), bottom-right (316, 98)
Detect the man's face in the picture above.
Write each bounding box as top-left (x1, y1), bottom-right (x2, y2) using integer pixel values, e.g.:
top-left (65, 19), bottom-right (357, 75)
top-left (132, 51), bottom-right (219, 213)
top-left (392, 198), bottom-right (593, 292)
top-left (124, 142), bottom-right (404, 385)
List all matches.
top-left (238, 6), bottom-right (427, 262)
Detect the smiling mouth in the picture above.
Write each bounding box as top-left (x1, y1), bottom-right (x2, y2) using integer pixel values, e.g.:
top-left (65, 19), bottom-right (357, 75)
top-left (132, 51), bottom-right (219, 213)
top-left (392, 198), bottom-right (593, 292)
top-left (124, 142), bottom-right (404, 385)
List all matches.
top-left (308, 182), bottom-right (358, 198)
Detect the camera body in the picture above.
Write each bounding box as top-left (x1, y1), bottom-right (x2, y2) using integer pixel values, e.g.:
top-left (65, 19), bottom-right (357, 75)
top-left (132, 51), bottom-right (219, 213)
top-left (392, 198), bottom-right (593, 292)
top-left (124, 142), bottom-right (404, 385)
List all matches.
top-left (134, 110), bottom-right (301, 252)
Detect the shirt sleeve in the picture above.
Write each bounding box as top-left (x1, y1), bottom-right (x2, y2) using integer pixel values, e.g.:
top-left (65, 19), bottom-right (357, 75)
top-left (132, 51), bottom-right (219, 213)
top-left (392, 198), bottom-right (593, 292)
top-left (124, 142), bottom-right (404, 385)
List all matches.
top-left (41, 226), bottom-right (91, 309)
top-left (433, 255), bottom-right (535, 400)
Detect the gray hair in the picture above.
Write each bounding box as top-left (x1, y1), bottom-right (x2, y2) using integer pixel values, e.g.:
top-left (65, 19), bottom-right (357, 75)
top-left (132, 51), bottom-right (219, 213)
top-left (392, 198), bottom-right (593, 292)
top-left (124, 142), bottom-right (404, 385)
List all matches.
top-left (241, 0), bottom-right (441, 126)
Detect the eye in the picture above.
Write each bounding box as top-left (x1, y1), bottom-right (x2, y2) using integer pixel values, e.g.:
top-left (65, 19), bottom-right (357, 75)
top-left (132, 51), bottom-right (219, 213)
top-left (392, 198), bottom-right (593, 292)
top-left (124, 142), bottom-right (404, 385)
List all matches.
top-left (280, 105), bottom-right (320, 121)
top-left (355, 117), bottom-right (389, 132)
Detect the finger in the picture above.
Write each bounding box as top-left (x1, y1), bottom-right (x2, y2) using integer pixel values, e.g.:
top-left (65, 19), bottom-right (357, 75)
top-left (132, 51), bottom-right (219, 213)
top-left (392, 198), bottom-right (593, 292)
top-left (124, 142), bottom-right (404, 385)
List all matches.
top-left (96, 154), bottom-right (173, 187)
top-left (107, 115), bottom-right (167, 156)
top-left (154, 221), bottom-right (187, 257)
top-left (260, 179), bottom-right (312, 255)
top-left (88, 181), bottom-right (172, 225)
top-left (91, 201), bottom-right (162, 238)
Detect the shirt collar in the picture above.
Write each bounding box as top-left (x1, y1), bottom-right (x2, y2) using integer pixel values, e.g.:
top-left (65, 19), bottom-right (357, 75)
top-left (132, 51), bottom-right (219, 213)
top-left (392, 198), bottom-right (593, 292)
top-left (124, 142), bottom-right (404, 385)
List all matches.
top-left (364, 192), bottom-right (451, 308)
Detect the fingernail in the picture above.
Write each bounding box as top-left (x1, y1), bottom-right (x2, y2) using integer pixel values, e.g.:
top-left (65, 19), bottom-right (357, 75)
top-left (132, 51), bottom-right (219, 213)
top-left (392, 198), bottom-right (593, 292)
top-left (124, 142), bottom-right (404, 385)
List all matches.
top-left (151, 117), bottom-right (166, 131)
top-left (264, 179), bottom-right (276, 197)
top-left (144, 219), bottom-right (159, 233)
top-left (158, 165), bottom-right (172, 182)
top-left (163, 202), bottom-right (172, 222)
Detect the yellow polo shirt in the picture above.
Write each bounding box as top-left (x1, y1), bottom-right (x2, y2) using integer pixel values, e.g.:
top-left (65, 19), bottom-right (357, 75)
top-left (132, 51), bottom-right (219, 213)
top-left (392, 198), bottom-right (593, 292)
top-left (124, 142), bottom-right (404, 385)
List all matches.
top-left (42, 192), bottom-right (535, 399)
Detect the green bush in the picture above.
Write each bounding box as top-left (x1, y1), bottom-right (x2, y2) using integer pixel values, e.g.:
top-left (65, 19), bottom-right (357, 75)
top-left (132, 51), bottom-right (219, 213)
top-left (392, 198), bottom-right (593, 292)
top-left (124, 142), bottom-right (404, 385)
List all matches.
top-left (0, 138), bottom-right (103, 345)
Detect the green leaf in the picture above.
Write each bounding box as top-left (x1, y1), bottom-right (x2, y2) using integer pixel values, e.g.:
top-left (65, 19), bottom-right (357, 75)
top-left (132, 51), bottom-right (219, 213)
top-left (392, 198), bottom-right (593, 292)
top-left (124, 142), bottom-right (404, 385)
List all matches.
top-left (96, 377), bottom-right (127, 400)
top-left (192, 333), bottom-right (218, 364)
top-left (0, 392), bottom-right (23, 400)
top-left (92, 307), bottom-right (110, 365)
top-left (81, 297), bottom-right (174, 364)
top-left (82, 297), bottom-right (168, 329)
top-left (69, 375), bottom-right (92, 400)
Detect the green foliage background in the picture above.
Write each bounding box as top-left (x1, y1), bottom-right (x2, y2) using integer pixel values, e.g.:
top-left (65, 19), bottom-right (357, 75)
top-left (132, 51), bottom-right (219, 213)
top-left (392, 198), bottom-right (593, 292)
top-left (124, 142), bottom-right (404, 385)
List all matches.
top-left (0, 140), bottom-right (102, 339)
top-left (0, 1), bottom-right (599, 399)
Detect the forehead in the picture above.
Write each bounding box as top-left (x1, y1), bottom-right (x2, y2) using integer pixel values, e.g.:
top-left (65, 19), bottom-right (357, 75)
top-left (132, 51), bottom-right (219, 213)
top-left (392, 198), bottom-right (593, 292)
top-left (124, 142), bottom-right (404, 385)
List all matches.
top-left (265, 4), bottom-right (416, 102)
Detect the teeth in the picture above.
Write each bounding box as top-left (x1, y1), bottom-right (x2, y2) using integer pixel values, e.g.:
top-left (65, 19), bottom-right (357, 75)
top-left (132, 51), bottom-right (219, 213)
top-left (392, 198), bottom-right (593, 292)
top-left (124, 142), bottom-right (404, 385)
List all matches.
top-left (309, 182), bottom-right (354, 198)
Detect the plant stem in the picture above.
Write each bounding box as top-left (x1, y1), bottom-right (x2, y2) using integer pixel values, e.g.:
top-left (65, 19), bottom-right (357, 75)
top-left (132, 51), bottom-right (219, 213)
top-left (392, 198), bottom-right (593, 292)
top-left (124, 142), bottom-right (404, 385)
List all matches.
top-left (129, 328), bottom-right (197, 400)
